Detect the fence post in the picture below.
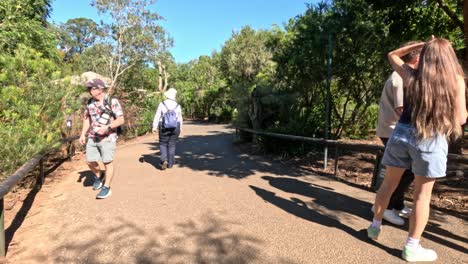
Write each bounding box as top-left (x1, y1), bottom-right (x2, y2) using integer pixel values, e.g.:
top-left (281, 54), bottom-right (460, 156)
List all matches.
top-left (334, 147), bottom-right (340, 177)
top-left (67, 142), bottom-right (73, 161)
top-left (37, 158), bottom-right (44, 190)
top-left (0, 198), bottom-right (4, 256)
top-left (252, 132), bottom-right (258, 144)
top-left (371, 151), bottom-right (383, 190)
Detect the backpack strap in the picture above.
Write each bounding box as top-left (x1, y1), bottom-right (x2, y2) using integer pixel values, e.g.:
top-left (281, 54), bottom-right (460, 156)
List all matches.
top-left (162, 101), bottom-right (169, 111)
top-left (103, 95), bottom-right (116, 118)
top-left (162, 101), bottom-right (178, 111)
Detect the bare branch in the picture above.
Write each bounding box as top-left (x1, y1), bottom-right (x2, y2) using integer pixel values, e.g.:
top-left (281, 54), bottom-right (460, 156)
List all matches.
top-left (163, 64), bottom-right (169, 91)
top-left (157, 61), bottom-right (163, 92)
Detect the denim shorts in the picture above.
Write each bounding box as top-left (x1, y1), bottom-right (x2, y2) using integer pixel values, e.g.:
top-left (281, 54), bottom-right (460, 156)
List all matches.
top-left (382, 123), bottom-right (448, 178)
top-left (86, 138), bottom-right (116, 163)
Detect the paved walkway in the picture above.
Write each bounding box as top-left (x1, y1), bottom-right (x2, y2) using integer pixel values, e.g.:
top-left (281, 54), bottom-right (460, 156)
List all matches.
top-left (5, 123), bottom-right (467, 263)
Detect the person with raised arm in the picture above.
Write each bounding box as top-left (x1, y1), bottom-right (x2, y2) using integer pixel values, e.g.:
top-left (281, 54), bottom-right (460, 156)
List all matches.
top-left (374, 41), bottom-right (422, 226)
top-left (368, 38), bottom-right (467, 262)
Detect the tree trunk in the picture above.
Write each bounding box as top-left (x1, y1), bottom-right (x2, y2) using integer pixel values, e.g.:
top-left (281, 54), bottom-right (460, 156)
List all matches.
top-left (163, 64), bottom-right (169, 92)
top-left (464, 1), bottom-right (468, 71)
top-left (249, 88), bottom-right (263, 143)
top-left (157, 61), bottom-right (163, 92)
top-left (450, 1), bottom-right (468, 154)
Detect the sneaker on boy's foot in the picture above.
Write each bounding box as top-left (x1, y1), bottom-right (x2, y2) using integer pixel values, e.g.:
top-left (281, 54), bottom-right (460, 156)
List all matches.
top-left (96, 186), bottom-right (112, 199)
top-left (367, 225), bottom-right (381, 240)
top-left (92, 177), bottom-right (103, 190)
top-left (402, 245), bottom-right (437, 262)
top-left (398, 207), bottom-right (412, 218)
top-left (160, 161), bottom-right (168, 170)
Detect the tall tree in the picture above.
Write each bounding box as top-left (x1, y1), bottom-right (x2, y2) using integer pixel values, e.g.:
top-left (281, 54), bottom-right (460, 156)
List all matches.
top-left (154, 51), bottom-right (174, 93)
top-left (220, 26), bottom-right (274, 130)
top-left (92, 0), bottom-right (172, 93)
top-left (220, 26), bottom-right (273, 86)
top-left (58, 18), bottom-right (100, 61)
top-left (27, 0), bottom-right (52, 26)
top-left (0, 0), bottom-right (56, 57)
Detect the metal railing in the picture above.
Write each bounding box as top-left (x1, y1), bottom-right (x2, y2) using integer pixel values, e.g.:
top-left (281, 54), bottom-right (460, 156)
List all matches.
top-left (236, 127), bottom-right (468, 186)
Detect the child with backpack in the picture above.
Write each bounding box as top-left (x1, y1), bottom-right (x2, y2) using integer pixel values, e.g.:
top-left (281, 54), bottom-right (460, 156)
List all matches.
top-left (152, 88), bottom-right (183, 170)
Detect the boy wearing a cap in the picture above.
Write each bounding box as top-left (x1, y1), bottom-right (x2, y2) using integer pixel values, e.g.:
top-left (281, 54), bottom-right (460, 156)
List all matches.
top-left (79, 79), bottom-right (124, 199)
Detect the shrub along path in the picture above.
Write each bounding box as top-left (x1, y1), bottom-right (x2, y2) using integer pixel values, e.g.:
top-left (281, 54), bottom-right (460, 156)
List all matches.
top-left (5, 122), bottom-right (467, 263)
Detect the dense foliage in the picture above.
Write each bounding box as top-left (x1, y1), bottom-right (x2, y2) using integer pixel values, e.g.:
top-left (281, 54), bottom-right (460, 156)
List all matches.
top-left (0, 45), bottom-right (81, 177)
top-left (0, 0), bottom-right (464, 178)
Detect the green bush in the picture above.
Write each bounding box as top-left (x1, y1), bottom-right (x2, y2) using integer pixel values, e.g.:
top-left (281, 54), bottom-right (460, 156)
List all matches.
top-left (0, 45), bottom-right (81, 180)
top-left (121, 93), bottom-right (161, 138)
top-left (341, 103), bottom-right (379, 139)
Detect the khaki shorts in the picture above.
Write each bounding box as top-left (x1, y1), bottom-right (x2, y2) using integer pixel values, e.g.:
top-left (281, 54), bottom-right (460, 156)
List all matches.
top-left (86, 138), bottom-right (116, 163)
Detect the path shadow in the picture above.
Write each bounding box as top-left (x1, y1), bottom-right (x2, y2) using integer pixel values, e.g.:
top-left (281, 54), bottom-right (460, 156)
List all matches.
top-left (138, 142), bottom-right (162, 170)
top-left (77, 171), bottom-right (96, 187)
top-left (5, 186), bottom-right (39, 254)
top-left (77, 169), bottom-right (111, 187)
top-left (148, 132), bottom-right (334, 180)
top-left (260, 176), bottom-right (468, 254)
top-left (44, 213), bottom-right (288, 263)
top-left (422, 223), bottom-right (468, 254)
top-left (249, 185), bottom-right (401, 258)
top-left (5, 156), bottom-right (72, 254)
top-left (44, 157), bottom-right (68, 176)
top-left (261, 176), bottom-right (371, 220)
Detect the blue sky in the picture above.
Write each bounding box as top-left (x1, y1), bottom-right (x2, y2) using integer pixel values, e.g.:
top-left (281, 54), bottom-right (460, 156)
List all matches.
top-left (50, 0), bottom-right (315, 63)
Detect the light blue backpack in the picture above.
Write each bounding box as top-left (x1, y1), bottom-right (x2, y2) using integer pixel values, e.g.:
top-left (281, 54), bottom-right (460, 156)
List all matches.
top-left (162, 102), bottom-right (178, 129)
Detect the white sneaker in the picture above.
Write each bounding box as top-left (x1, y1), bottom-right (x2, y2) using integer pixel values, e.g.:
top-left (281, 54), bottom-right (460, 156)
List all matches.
top-left (383, 209), bottom-right (405, 225)
top-left (371, 206), bottom-right (405, 226)
top-left (402, 245), bottom-right (437, 262)
top-left (398, 207), bottom-right (412, 218)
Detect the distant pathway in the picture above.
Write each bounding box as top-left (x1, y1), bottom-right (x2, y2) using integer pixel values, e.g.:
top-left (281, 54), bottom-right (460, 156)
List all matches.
top-left (6, 122), bottom-right (467, 263)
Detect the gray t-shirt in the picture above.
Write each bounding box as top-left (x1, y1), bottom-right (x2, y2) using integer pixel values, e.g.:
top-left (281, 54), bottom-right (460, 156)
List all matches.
top-left (376, 71), bottom-right (404, 138)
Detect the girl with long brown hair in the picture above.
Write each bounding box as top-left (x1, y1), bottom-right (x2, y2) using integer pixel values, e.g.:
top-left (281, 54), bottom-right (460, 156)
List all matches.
top-left (368, 38), bottom-right (467, 262)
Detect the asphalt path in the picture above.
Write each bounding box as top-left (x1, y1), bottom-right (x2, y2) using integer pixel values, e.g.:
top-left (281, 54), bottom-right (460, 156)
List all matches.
top-left (5, 122), bottom-right (467, 263)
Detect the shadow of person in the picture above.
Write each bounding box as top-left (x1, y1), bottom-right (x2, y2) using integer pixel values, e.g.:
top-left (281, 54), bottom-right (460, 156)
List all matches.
top-left (139, 151), bottom-right (162, 170)
top-left (261, 176), bottom-right (371, 220)
top-left (77, 170), bottom-right (97, 187)
top-left (249, 185), bottom-right (401, 258)
top-left (421, 222), bottom-right (468, 254)
top-left (260, 176), bottom-right (468, 254)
